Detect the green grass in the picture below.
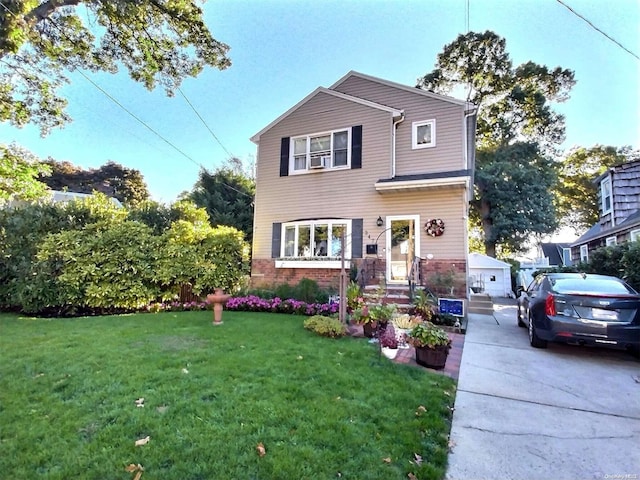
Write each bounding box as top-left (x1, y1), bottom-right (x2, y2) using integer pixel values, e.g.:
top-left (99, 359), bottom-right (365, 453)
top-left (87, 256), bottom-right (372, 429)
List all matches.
top-left (0, 311), bottom-right (455, 480)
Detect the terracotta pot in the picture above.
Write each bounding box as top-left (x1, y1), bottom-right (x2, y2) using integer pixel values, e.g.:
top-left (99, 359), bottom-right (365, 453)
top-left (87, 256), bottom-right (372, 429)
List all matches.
top-left (206, 288), bottom-right (230, 325)
top-left (415, 345), bottom-right (449, 369)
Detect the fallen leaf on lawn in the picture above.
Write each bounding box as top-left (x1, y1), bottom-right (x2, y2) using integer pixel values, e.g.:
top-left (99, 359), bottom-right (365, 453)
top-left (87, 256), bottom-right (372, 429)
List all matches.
top-left (335, 396), bottom-right (341, 401)
top-left (408, 473), bottom-right (417, 480)
top-left (125, 463), bottom-right (144, 480)
top-left (382, 457), bottom-right (392, 463)
top-left (34, 373), bottom-right (45, 378)
top-left (135, 436), bottom-right (150, 447)
top-left (256, 442), bottom-right (266, 457)
top-left (415, 405), bottom-right (426, 415)
top-left (336, 473), bottom-right (342, 477)
top-left (413, 453), bottom-right (422, 465)
top-left (182, 368), bottom-right (189, 374)
top-left (444, 390), bottom-right (451, 396)
top-left (297, 356), bottom-right (303, 360)
top-left (156, 405), bottom-right (168, 414)
top-left (135, 398), bottom-right (145, 407)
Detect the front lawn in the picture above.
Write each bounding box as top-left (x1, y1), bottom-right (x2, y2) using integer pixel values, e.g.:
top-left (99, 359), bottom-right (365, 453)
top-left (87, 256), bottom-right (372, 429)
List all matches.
top-left (0, 311), bottom-right (455, 479)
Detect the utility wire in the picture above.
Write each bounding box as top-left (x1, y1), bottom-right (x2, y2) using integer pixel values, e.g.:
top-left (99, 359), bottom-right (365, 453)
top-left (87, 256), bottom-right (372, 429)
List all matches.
top-left (556, 0), bottom-right (639, 61)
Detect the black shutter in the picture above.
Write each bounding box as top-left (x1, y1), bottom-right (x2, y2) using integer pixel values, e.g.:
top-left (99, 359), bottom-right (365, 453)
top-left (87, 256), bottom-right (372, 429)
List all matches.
top-left (351, 125), bottom-right (362, 169)
top-left (280, 138), bottom-right (290, 177)
top-left (351, 218), bottom-right (363, 258)
top-left (271, 222), bottom-right (282, 258)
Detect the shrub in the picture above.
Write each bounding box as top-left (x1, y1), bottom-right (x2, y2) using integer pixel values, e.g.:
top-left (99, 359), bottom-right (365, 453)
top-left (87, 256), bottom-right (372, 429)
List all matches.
top-left (303, 315), bottom-right (346, 338)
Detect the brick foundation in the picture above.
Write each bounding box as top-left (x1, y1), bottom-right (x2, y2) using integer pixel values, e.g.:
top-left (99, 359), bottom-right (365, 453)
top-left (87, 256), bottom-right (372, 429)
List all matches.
top-left (251, 258), bottom-right (468, 295)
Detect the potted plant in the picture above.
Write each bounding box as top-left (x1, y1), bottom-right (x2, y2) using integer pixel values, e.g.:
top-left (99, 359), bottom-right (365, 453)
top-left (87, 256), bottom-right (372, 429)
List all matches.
top-left (392, 313), bottom-right (422, 348)
top-left (407, 321), bottom-right (452, 369)
top-left (379, 324), bottom-right (399, 359)
top-left (368, 303), bottom-right (397, 334)
top-left (351, 306), bottom-right (377, 338)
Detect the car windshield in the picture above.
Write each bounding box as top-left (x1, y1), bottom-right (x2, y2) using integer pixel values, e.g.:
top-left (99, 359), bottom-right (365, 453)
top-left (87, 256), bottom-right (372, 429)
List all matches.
top-left (550, 277), bottom-right (635, 295)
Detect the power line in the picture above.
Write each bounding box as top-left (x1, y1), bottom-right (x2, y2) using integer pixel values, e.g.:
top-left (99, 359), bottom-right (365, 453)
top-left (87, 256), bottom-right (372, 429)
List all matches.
top-left (556, 0), bottom-right (639, 61)
top-left (177, 87), bottom-right (234, 159)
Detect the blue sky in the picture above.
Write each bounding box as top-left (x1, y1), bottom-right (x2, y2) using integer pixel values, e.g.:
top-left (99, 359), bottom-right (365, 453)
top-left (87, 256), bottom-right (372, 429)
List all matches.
top-left (1, 0), bottom-right (638, 204)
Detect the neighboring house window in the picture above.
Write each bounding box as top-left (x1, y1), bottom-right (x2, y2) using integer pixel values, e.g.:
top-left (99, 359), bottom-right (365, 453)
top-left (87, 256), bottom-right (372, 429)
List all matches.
top-left (631, 229), bottom-right (640, 242)
top-left (281, 220), bottom-right (351, 258)
top-left (562, 248), bottom-right (572, 266)
top-left (605, 236), bottom-right (617, 246)
top-left (580, 245), bottom-right (588, 261)
top-left (412, 120), bottom-right (436, 149)
top-left (291, 129), bottom-right (350, 172)
top-left (601, 177), bottom-right (612, 215)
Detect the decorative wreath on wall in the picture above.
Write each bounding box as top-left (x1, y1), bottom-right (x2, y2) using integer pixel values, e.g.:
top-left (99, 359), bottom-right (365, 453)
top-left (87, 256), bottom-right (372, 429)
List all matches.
top-left (424, 218), bottom-right (445, 237)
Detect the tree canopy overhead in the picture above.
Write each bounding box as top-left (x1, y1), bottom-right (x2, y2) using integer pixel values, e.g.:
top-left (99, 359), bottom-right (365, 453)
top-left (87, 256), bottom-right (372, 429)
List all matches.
top-left (418, 31), bottom-right (575, 256)
top-left (418, 30), bottom-right (575, 151)
top-left (0, 0), bottom-right (231, 135)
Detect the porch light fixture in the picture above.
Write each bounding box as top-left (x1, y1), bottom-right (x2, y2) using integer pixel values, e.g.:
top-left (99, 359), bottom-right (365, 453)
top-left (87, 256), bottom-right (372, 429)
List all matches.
top-left (376, 216), bottom-right (383, 227)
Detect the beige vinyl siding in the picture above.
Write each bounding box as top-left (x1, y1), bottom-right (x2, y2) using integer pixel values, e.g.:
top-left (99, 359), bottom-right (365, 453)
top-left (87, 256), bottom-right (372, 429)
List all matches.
top-left (333, 76), bottom-right (466, 176)
top-left (253, 91), bottom-right (394, 259)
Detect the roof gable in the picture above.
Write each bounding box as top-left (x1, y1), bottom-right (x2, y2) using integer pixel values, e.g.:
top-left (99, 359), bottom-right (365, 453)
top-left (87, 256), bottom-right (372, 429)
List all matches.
top-left (330, 70), bottom-right (472, 108)
top-left (250, 86), bottom-right (403, 143)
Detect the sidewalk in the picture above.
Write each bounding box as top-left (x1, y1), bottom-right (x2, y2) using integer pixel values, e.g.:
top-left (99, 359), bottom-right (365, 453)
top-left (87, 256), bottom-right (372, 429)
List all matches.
top-left (445, 301), bottom-right (640, 480)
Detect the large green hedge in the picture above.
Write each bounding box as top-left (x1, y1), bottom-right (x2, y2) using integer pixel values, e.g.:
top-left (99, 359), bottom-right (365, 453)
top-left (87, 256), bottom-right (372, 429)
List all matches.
top-left (0, 195), bottom-right (249, 315)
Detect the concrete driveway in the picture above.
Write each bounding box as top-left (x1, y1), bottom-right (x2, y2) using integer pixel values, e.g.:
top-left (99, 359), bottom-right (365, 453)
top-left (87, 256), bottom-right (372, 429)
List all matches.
top-left (446, 299), bottom-right (640, 480)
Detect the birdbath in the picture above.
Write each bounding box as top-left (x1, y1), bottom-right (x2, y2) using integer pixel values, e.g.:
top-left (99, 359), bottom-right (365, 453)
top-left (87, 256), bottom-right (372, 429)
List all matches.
top-left (207, 288), bottom-right (230, 325)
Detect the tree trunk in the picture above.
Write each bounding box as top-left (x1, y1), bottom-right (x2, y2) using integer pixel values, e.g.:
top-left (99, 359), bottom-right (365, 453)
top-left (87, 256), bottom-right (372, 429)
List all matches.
top-left (480, 197), bottom-right (496, 257)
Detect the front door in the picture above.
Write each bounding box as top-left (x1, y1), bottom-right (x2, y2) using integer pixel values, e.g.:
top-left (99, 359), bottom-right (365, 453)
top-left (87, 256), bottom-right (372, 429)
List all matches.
top-left (386, 216), bottom-right (420, 284)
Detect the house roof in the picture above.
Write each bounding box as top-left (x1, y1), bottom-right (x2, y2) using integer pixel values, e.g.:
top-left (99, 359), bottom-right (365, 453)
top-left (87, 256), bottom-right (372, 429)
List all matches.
top-left (330, 70), bottom-right (472, 108)
top-left (49, 190), bottom-right (123, 207)
top-left (468, 253), bottom-right (511, 269)
top-left (540, 243), bottom-right (571, 266)
top-left (249, 86), bottom-right (403, 143)
top-left (571, 209), bottom-right (640, 246)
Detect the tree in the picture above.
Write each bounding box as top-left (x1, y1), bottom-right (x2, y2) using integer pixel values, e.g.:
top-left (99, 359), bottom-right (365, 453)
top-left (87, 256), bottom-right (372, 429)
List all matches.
top-left (473, 143), bottom-right (558, 255)
top-left (557, 146), bottom-right (637, 232)
top-left (1, 0), bottom-right (231, 135)
top-left (0, 142), bottom-right (50, 202)
top-left (189, 158), bottom-right (255, 243)
top-left (418, 31), bottom-right (575, 256)
top-left (41, 159), bottom-right (150, 206)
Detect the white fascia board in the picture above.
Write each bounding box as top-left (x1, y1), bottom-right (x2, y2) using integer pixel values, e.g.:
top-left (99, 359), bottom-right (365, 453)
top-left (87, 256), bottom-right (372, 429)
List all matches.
top-left (250, 87), bottom-right (402, 144)
top-left (374, 176), bottom-right (469, 193)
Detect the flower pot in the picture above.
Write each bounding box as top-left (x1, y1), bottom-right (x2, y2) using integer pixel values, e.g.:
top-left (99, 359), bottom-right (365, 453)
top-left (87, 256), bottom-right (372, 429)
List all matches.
top-left (381, 347), bottom-right (398, 359)
top-left (395, 328), bottom-right (411, 349)
top-left (415, 345), bottom-right (449, 369)
top-left (362, 321), bottom-right (378, 338)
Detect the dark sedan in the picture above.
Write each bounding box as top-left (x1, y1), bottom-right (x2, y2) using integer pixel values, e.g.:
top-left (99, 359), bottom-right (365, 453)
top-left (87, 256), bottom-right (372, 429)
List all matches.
top-left (517, 272), bottom-right (640, 353)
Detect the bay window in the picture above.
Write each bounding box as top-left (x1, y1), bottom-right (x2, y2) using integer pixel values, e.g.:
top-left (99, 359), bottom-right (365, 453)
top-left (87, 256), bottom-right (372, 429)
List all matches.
top-left (280, 220), bottom-right (350, 258)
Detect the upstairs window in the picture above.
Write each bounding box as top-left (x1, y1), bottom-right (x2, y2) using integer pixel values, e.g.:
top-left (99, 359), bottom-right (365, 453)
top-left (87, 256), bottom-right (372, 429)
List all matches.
top-left (605, 236), bottom-right (617, 246)
top-left (601, 177), bottom-right (612, 215)
top-left (291, 129), bottom-right (351, 172)
top-left (412, 119), bottom-right (436, 149)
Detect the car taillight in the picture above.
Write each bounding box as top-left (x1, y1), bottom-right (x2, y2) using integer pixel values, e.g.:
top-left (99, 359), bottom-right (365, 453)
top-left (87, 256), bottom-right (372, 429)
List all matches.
top-left (545, 294), bottom-right (556, 316)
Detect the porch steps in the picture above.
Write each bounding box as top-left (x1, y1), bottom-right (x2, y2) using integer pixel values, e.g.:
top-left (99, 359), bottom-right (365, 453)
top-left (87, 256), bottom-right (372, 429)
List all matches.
top-left (363, 285), bottom-right (412, 311)
top-left (468, 294), bottom-right (494, 316)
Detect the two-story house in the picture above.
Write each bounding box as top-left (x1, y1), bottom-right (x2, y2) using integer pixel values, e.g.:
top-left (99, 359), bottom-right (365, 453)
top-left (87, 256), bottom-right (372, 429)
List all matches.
top-left (571, 159), bottom-right (640, 262)
top-left (249, 71), bottom-right (476, 294)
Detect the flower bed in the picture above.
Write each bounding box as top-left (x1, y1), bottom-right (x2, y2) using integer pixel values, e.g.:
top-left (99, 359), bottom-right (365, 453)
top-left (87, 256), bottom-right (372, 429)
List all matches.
top-left (145, 295), bottom-right (339, 317)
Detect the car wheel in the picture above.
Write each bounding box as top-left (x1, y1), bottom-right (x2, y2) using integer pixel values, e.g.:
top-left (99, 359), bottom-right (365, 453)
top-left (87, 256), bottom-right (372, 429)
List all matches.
top-left (528, 313), bottom-right (547, 349)
top-left (517, 306), bottom-right (526, 328)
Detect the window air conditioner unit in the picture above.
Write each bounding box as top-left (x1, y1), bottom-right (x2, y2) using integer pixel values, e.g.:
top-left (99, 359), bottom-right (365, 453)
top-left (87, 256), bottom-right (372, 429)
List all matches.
top-left (310, 155), bottom-right (329, 169)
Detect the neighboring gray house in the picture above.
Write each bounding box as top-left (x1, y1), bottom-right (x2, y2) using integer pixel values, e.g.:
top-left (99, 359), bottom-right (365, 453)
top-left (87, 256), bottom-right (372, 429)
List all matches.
top-left (249, 71), bottom-right (476, 291)
top-left (571, 159), bottom-right (640, 262)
